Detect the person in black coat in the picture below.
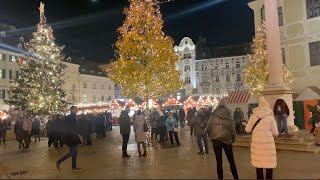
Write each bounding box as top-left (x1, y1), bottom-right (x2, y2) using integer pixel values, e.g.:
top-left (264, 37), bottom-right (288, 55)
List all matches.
top-left (46, 117), bottom-right (55, 148)
top-left (178, 108), bottom-right (186, 128)
top-left (233, 108), bottom-right (242, 134)
top-left (56, 106), bottom-right (82, 171)
top-left (54, 115), bottom-right (65, 148)
top-left (119, 107), bottom-right (131, 158)
top-left (32, 118), bottom-right (41, 142)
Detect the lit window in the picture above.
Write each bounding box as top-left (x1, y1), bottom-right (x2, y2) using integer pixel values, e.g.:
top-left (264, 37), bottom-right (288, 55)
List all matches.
top-left (83, 95), bottom-right (87, 103)
top-left (10, 56), bottom-right (16, 62)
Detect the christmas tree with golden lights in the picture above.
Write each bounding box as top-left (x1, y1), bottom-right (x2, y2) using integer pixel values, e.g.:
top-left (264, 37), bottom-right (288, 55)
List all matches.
top-left (7, 2), bottom-right (66, 116)
top-left (243, 22), bottom-right (293, 96)
top-left (106, 0), bottom-right (182, 99)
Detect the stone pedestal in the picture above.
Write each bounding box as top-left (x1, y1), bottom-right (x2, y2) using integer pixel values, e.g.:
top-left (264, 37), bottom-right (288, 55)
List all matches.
top-left (262, 85), bottom-right (299, 134)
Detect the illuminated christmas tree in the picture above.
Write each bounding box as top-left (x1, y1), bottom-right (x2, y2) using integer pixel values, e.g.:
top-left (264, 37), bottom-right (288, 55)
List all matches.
top-left (7, 2), bottom-right (66, 116)
top-left (243, 22), bottom-right (293, 96)
top-left (106, 0), bottom-right (182, 99)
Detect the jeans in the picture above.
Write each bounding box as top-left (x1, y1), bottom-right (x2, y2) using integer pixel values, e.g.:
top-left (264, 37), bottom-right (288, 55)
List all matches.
top-left (22, 131), bottom-right (31, 148)
top-left (158, 127), bottom-right (166, 143)
top-left (197, 134), bottom-right (208, 152)
top-left (48, 136), bottom-right (55, 148)
top-left (122, 134), bottom-right (130, 155)
top-left (57, 146), bottom-right (78, 169)
top-left (256, 168), bottom-right (273, 179)
top-left (168, 131), bottom-right (180, 145)
top-left (137, 142), bottom-right (146, 153)
top-left (212, 139), bottom-right (239, 180)
top-left (151, 128), bottom-right (157, 139)
top-left (180, 120), bottom-right (185, 128)
top-left (276, 115), bottom-right (288, 135)
top-left (190, 126), bottom-right (196, 136)
top-left (0, 131), bottom-right (6, 144)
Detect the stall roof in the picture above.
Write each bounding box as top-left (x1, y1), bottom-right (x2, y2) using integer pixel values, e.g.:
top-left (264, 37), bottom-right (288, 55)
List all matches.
top-left (227, 90), bottom-right (251, 104)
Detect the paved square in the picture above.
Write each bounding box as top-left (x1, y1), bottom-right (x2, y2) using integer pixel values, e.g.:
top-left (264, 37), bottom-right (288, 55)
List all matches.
top-left (0, 127), bottom-right (319, 179)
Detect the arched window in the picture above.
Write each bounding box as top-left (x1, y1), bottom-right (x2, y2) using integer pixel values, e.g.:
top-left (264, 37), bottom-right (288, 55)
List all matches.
top-left (184, 65), bottom-right (190, 72)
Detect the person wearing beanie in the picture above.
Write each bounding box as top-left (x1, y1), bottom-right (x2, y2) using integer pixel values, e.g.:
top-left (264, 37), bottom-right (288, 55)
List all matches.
top-left (245, 96), bottom-right (279, 180)
top-left (206, 97), bottom-right (239, 180)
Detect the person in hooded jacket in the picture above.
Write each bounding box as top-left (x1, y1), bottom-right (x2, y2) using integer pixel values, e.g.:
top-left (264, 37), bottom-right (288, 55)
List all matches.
top-left (246, 97), bottom-right (279, 180)
top-left (206, 98), bottom-right (239, 180)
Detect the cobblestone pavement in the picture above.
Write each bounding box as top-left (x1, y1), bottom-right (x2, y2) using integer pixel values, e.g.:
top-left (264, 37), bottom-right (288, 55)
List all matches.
top-left (0, 127), bottom-right (319, 179)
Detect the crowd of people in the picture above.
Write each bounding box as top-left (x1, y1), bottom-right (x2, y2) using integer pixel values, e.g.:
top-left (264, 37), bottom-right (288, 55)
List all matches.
top-left (0, 96), bottom-right (307, 179)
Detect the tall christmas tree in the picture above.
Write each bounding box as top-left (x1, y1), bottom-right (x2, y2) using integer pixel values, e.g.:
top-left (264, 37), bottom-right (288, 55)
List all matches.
top-left (7, 2), bottom-right (66, 117)
top-left (243, 22), bottom-right (293, 96)
top-left (106, 0), bottom-right (182, 99)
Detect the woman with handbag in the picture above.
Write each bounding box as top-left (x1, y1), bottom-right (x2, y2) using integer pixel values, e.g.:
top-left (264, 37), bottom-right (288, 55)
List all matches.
top-left (165, 112), bottom-right (181, 146)
top-left (245, 97), bottom-right (279, 180)
top-left (133, 110), bottom-right (147, 157)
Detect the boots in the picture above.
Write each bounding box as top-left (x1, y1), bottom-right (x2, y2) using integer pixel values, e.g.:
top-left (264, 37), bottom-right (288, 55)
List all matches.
top-left (142, 151), bottom-right (147, 157)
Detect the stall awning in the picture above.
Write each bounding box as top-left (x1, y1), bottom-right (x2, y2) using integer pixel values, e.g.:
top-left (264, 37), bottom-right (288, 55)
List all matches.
top-left (227, 90), bottom-right (251, 104)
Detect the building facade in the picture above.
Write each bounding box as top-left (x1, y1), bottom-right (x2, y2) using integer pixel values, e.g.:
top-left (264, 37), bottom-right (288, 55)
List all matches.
top-left (0, 49), bottom-right (23, 110)
top-left (174, 37), bottom-right (249, 97)
top-left (249, 0), bottom-right (320, 94)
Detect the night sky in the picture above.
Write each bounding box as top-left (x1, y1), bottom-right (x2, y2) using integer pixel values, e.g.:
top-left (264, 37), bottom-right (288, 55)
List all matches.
top-left (0, 0), bottom-right (254, 64)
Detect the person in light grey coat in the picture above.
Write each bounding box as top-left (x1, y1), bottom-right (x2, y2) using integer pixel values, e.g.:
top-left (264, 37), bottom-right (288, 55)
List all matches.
top-left (206, 98), bottom-right (239, 180)
top-left (190, 109), bottom-right (208, 154)
top-left (133, 110), bottom-right (147, 157)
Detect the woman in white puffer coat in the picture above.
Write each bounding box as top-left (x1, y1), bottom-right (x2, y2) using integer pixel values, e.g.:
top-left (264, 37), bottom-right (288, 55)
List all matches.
top-left (245, 97), bottom-right (279, 180)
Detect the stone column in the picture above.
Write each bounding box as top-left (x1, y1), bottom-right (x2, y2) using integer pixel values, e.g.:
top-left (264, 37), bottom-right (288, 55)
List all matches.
top-left (262, 0), bottom-right (298, 133)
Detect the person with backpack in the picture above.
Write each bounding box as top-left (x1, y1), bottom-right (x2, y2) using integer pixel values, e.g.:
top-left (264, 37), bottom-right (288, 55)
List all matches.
top-left (245, 97), bottom-right (279, 180)
top-left (190, 109), bottom-right (208, 154)
top-left (206, 97), bottom-right (239, 180)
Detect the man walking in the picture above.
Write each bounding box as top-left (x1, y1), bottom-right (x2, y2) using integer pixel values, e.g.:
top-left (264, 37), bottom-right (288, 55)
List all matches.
top-left (56, 106), bottom-right (82, 172)
top-left (22, 116), bottom-right (32, 148)
top-left (119, 106), bottom-right (131, 158)
top-left (190, 109), bottom-right (209, 154)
